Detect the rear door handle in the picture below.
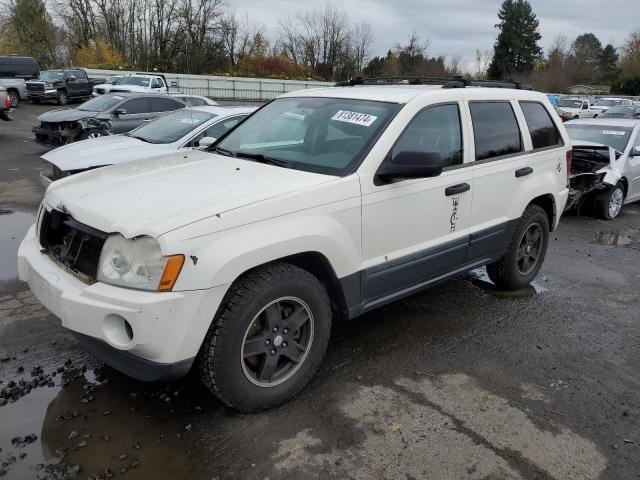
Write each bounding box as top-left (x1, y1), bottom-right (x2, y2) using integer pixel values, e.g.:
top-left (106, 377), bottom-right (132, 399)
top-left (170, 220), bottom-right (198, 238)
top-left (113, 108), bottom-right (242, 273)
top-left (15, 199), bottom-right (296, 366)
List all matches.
top-left (515, 167), bottom-right (533, 177)
top-left (445, 183), bottom-right (470, 196)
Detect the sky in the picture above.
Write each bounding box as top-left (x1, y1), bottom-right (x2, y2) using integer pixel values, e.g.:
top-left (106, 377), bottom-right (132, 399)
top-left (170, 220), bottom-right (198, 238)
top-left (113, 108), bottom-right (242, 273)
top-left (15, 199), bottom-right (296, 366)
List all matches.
top-left (230, 0), bottom-right (638, 68)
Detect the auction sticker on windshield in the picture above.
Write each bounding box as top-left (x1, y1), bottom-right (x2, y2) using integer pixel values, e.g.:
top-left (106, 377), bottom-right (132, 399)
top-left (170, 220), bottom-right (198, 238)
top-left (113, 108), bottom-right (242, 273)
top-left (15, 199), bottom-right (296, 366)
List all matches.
top-left (602, 130), bottom-right (626, 136)
top-left (331, 110), bottom-right (378, 127)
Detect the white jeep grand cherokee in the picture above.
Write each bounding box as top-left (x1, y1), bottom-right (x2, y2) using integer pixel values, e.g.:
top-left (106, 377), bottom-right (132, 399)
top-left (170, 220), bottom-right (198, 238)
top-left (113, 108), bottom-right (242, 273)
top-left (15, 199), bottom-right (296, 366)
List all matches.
top-left (18, 78), bottom-right (571, 411)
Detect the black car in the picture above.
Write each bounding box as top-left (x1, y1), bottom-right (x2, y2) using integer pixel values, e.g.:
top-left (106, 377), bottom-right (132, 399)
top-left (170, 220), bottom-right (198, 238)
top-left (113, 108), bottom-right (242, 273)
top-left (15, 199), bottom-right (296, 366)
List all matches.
top-left (32, 93), bottom-right (187, 146)
top-left (26, 69), bottom-right (105, 105)
top-left (0, 55), bottom-right (39, 79)
top-left (600, 105), bottom-right (640, 119)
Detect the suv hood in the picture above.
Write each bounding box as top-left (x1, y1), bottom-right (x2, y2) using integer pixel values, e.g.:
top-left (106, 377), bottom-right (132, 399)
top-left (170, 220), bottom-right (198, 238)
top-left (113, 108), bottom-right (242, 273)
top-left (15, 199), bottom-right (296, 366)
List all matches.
top-left (44, 150), bottom-right (336, 238)
top-left (38, 108), bottom-right (98, 123)
top-left (42, 135), bottom-right (167, 171)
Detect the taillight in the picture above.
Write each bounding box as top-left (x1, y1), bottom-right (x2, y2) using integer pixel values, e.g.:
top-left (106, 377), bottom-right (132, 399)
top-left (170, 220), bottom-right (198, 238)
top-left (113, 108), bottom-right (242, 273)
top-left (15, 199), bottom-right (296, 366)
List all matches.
top-left (4, 95), bottom-right (11, 109)
top-left (566, 149), bottom-right (573, 174)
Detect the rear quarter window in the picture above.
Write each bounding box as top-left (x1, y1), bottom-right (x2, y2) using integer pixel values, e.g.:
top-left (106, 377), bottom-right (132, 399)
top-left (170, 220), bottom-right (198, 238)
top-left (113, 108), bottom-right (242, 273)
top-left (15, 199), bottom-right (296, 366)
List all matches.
top-left (519, 101), bottom-right (563, 149)
top-left (469, 101), bottom-right (522, 161)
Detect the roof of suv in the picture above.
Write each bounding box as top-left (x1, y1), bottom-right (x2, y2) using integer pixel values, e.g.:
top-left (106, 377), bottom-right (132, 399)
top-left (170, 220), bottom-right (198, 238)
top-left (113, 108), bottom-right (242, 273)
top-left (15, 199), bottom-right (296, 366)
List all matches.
top-left (282, 85), bottom-right (546, 104)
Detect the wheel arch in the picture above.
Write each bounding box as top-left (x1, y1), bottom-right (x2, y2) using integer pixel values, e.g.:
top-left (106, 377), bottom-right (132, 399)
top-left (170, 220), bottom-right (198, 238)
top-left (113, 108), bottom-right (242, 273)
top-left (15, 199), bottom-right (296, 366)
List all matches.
top-left (528, 194), bottom-right (556, 231)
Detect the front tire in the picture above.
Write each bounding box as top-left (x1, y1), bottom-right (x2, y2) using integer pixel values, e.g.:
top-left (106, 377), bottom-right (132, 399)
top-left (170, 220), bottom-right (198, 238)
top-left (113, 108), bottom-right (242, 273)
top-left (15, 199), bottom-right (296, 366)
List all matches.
top-left (487, 205), bottom-right (550, 290)
top-left (199, 262), bottom-right (332, 412)
top-left (56, 91), bottom-right (68, 105)
top-left (593, 183), bottom-right (624, 220)
top-left (78, 129), bottom-right (106, 140)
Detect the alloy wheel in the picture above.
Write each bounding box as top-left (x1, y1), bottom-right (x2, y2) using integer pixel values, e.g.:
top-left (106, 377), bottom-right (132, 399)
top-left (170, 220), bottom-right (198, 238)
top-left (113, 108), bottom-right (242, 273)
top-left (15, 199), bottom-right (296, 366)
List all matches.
top-left (241, 297), bottom-right (314, 387)
top-left (517, 222), bottom-right (544, 275)
top-left (608, 188), bottom-right (623, 219)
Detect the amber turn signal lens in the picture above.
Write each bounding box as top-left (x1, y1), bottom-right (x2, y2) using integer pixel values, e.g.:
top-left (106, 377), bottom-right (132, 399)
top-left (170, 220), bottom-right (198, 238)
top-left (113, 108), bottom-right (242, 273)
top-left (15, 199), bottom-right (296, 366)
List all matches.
top-left (158, 255), bottom-right (184, 291)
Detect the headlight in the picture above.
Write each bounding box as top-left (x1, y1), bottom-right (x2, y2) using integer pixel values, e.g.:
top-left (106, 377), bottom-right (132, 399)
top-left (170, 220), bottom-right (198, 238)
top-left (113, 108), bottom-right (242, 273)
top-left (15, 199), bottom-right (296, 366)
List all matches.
top-left (46, 83), bottom-right (54, 89)
top-left (97, 235), bottom-right (184, 291)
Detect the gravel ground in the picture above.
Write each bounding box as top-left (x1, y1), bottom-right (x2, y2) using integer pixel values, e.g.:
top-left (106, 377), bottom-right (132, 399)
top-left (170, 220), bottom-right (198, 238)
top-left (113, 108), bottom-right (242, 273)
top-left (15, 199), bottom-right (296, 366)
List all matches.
top-left (0, 101), bottom-right (639, 480)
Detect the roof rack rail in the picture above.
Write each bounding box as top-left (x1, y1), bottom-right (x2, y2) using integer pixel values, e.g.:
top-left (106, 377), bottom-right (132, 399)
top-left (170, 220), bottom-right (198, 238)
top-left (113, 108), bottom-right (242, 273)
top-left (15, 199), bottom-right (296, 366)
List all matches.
top-left (334, 76), bottom-right (533, 90)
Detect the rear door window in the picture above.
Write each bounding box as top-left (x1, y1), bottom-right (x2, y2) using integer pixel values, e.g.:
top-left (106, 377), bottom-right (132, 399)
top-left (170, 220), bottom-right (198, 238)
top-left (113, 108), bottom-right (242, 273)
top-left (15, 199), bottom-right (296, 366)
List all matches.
top-left (150, 97), bottom-right (180, 112)
top-left (121, 98), bottom-right (151, 114)
top-left (519, 102), bottom-right (563, 149)
top-left (469, 102), bottom-right (522, 161)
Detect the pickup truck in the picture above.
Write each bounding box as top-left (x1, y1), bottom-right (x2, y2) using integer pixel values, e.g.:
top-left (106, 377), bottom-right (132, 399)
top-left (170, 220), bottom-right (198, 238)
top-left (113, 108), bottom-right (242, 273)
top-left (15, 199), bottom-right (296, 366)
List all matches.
top-left (26, 69), bottom-right (105, 105)
top-left (94, 73), bottom-right (168, 95)
top-left (557, 97), bottom-right (597, 119)
top-left (0, 78), bottom-right (28, 107)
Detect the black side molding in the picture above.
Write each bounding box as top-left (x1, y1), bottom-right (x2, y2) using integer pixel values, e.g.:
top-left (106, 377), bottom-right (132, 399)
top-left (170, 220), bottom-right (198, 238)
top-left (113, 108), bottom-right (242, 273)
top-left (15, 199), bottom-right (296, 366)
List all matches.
top-left (515, 167), bottom-right (533, 178)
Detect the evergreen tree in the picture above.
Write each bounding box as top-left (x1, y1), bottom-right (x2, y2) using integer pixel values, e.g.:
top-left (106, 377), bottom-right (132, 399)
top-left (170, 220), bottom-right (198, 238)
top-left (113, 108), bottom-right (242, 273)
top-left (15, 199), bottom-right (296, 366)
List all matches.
top-left (570, 33), bottom-right (603, 83)
top-left (599, 44), bottom-right (619, 83)
top-left (488, 0), bottom-right (542, 79)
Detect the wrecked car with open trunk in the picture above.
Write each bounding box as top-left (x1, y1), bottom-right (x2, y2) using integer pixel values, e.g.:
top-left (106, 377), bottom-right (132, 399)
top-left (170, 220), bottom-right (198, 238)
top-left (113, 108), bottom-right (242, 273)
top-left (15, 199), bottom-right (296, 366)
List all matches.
top-left (32, 93), bottom-right (186, 147)
top-left (565, 118), bottom-right (640, 219)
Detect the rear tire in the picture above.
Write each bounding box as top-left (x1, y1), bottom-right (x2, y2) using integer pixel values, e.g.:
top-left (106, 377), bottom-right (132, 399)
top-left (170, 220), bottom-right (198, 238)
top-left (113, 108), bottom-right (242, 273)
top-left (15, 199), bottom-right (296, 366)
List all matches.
top-left (486, 205), bottom-right (549, 290)
top-left (593, 183), bottom-right (624, 220)
top-left (198, 262), bottom-right (332, 412)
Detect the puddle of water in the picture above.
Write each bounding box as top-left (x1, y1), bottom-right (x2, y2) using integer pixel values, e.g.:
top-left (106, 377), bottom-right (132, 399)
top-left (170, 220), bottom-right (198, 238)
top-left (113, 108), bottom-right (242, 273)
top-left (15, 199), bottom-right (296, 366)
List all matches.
top-left (593, 231), bottom-right (634, 246)
top-left (0, 366), bottom-right (203, 479)
top-left (468, 268), bottom-right (548, 298)
top-left (0, 209), bottom-right (36, 282)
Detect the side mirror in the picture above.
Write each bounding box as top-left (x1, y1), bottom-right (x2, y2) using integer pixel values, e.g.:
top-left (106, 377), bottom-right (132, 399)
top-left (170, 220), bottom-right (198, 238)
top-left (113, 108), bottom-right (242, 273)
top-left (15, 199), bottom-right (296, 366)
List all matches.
top-left (67, 76), bottom-right (76, 82)
top-left (197, 136), bottom-right (216, 149)
top-left (151, 84), bottom-right (161, 89)
top-left (630, 146), bottom-right (640, 157)
top-left (114, 108), bottom-right (126, 116)
top-left (376, 151), bottom-right (444, 183)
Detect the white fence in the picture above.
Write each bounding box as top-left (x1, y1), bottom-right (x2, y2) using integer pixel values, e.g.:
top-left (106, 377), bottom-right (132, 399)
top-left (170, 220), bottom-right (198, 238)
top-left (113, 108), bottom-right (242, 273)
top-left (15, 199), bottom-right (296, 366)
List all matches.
top-left (85, 69), bottom-right (332, 102)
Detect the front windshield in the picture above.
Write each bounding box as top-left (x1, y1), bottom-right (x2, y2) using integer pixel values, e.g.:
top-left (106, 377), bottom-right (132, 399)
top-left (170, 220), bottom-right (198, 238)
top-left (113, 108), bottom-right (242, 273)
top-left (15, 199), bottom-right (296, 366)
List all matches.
top-left (77, 95), bottom-right (125, 112)
top-left (109, 75), bottom-right (123, 85)
top-left (40, 71), bottom-right (64, 82)
top-left (565, 124), bottom-right (632, 152)
top-left (602, 106), bottom-right (634, 117)
top-left (558, 99), bottom-right (583, 108)
top-left (119, 76), bottom-right (150, 86)
top-left (593, 99), bottom-right (621, 107)
top-left (215, 97), bottom-right (399, 175)
top-left (129, 110), bottom-right (214, 144)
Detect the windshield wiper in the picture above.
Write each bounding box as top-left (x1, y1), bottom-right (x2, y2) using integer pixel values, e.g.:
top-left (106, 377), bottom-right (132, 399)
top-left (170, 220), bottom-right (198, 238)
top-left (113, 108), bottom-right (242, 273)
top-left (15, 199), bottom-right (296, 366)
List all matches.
top-left (235, 151), bottom-right (293, 168)
top-left (212, 146), bottom-right (235, 157)
top-left (129, 134), bottom-right (152, 143)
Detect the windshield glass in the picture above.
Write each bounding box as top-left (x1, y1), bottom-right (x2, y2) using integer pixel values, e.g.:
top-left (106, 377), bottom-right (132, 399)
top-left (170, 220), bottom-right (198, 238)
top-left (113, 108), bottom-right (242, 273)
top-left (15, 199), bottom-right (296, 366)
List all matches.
top-left (593, 99), bottom-right (621, 107)
top-left (129, 110), bottom-right (214, 144)
top-left (77, 95), bottom-right (125, 112)
top-left (39, 71), bottom-right (64, 82)
top-left (565, 124), bottom-right (633, 151)
top-left (558, 99), bottom-right (583, 108)
top-left (108, 75), bottom-right (123, 84)
top-left (602, 106), bottom-right (635, 117)
top-left (215, 97), bottom-right (399, 175)
top-left (119, 76), bottom-right (150, 86)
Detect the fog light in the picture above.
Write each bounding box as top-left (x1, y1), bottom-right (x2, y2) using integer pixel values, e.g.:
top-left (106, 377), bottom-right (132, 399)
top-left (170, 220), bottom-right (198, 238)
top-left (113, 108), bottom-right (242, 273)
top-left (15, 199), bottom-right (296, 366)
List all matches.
top-left (103, 314), bottom-right (134, 347)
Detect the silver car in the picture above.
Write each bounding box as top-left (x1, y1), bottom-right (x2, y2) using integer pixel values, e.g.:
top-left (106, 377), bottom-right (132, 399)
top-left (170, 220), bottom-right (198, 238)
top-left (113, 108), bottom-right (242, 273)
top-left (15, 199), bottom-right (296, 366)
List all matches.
top-left (565, 118), bottom-right (640, 219)
top-left (40, 105), bottom-right (255, 186)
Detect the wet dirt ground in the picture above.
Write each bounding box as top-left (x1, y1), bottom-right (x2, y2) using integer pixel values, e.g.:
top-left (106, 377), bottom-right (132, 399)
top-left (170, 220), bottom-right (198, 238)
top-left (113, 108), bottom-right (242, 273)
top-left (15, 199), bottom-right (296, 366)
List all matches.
top-left (1, 102), bottom-right (639, 479)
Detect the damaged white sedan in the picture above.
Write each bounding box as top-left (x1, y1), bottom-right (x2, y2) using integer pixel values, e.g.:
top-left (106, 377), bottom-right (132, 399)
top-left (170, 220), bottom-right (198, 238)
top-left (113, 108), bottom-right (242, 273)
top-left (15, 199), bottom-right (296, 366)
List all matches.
top-left (565, 118), bottom-right (640, 219)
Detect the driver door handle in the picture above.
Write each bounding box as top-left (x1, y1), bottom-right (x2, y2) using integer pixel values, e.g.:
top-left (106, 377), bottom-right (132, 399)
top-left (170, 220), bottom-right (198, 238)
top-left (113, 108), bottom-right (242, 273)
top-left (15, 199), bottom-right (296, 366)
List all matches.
top-left (445, 183), bottom-right (470, 196)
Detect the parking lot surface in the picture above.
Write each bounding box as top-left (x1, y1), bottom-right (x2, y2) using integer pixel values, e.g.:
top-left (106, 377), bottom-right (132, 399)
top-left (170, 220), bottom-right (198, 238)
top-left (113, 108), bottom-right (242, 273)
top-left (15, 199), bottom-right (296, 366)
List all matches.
top-left (1, 102), bottom-right (639, 479)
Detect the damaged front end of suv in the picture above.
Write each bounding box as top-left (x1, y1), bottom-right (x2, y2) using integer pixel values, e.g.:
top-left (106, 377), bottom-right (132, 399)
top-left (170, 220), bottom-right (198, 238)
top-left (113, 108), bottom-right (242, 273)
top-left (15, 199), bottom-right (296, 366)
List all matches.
top-left (566, 144), bottom-right (622, 212)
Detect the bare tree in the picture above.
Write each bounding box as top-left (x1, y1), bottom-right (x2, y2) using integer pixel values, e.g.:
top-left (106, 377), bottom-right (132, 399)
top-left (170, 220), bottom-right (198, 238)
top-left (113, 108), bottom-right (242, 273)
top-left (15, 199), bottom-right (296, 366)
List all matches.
top-left (351, 21), bottom-right (373, 73)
